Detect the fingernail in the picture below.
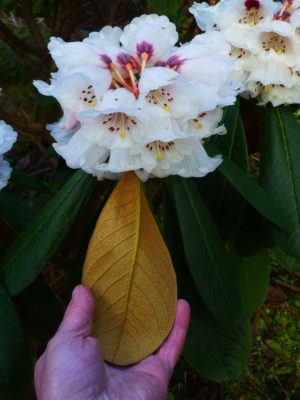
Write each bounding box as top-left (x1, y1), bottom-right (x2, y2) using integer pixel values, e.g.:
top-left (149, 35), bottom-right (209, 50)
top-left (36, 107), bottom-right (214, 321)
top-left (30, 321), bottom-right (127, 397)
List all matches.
top-left (72, 285), bottom-right (81, 299)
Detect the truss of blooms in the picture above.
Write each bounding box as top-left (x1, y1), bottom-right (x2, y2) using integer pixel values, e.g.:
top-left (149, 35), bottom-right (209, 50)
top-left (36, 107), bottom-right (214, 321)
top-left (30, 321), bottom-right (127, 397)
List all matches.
top-left (34, 14), bottom-right (238, 181)
top-left (0, 120), bottom-right (17, 190)
top-left (191, 0), bottom-right (300, 106)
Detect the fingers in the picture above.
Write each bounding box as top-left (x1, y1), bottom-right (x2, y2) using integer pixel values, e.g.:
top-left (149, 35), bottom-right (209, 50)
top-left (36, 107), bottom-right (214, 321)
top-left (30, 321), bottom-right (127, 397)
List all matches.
top-left (157, 299), bottom-right (190, 374)
top-left (57, 285), bottom-right (95, 337)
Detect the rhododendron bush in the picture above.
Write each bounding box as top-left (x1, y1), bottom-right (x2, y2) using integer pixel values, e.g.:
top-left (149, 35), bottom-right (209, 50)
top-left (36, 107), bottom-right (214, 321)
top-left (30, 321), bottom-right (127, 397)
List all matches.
top-left (0, 0), bottom-right (299, 398)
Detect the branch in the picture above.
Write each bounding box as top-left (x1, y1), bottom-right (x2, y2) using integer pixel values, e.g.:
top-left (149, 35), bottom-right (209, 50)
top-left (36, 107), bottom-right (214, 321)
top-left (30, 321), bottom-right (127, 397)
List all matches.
top-left (20, 0), bottom-right (47, 53)
top-left (60, 0), bottom-right (82, 39)
top-left (0, 20), bottom-right (41, 74)
top-left (0, 107), bottom-right (43, 137)
top-left (0, 19), bottom-right (37, 55)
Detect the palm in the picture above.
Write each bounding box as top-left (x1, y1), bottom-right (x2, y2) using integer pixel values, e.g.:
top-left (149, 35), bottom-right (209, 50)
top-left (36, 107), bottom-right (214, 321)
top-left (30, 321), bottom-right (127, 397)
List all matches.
top-left (35, 285), bottom-right (190, 400)
top-left (105, 358), bottom-right (170, 399)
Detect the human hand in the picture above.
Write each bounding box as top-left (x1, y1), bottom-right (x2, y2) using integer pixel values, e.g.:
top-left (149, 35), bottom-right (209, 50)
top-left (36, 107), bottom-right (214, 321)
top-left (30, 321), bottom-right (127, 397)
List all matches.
top-left (35, 285), bottom-right (190, 400)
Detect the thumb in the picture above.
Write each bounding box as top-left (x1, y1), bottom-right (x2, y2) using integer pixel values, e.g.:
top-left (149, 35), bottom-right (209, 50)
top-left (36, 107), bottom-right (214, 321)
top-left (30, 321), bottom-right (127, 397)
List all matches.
top-left (57, 285), bottom-right (95, 337)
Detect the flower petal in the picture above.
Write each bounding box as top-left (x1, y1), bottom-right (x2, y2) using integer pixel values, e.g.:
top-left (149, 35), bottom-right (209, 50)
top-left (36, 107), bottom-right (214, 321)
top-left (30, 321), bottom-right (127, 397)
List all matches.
top-left (48, 37), bottom-right (101, 72)
top-left (120, 14), bottom-right (178, 62)
top-left (139, 67), bottom-right (178, 95)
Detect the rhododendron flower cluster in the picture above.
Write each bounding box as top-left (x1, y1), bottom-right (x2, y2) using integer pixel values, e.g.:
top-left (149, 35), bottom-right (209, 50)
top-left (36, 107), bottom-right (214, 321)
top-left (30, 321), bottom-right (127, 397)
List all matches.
top-left (0, 120), bottom-right (17, 190)
top-left (191, 0), bottom-right (300, 106)
top-left (34, 14), bottom-right (237, 181)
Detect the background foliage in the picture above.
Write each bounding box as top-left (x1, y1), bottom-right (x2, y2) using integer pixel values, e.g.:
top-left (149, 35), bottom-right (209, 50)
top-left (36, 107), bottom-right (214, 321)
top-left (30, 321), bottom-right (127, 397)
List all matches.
top-left (0, 1), bottom-right (299, 399)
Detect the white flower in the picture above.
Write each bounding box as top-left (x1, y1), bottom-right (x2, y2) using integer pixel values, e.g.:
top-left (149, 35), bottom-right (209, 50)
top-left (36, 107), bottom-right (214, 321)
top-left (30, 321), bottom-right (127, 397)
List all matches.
top-left (35, 14), bottom-right (236, 180)
top-left (0, 120), bottom-right (18, 190)
top-left (259, 82), bottom-right (300, 105)
top-left (190, 0), bottom-right (278, 31)
top-left (34, 65), bottom-right (112, 114)
top-left (191, 0), bottom-right (300, 106)
top-left (181, 108), bottom-right (227, 140)
top-left (95, 139), bottom-right (222, 181)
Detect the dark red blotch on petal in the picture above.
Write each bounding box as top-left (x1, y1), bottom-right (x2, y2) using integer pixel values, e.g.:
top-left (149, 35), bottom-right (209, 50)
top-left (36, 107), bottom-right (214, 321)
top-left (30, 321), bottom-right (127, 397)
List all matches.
top-left (155, 55), bottom-right (184, 71)
top-left (117, 52), bottom-right (133, 67)
top-left (100, 54), bottom-right (112, 67)
top-left (136, 41), bottom-right (154, 59)
top-left (166, 55), bottom-right (185, 69)
top-left (244, 0), bottom-right (260, 10)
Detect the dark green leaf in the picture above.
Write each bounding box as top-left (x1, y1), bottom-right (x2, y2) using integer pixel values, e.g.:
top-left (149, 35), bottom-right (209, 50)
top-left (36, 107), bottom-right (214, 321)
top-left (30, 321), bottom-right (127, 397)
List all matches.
top-left (260, 106), bottom-right (300, 259)
top-left (0, 285), bottom-right (23, 384)
top-left (0, 170), bottom-right (96, 295)
top-left (185, 300), bottom-right (251, 382)
top-left (234, 204), bottom-right (272, 257)
top-left (147, 0), bottom-right (184, 16)
top-left (230, 247), bottom-right (271, 316)
top-left (212, 100), bottom-right (249, 171)
top-left (170, 177), bottom-right (245, 321)
top-left (275, 246), bottom-right (300, 273)
top-left (216, 154), bottom-right (293, 232)
top-left (212, 101), bottom-right (248, 241)
top-left (0, 191), bottom-right (34, 231)
top-left (163, 189), bottom-right (251, 381)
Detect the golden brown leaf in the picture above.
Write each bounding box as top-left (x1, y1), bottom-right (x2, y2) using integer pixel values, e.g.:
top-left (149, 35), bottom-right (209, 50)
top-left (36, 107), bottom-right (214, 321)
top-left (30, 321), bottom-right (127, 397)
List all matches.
top-left (82, 172), bottom-right (177, 366)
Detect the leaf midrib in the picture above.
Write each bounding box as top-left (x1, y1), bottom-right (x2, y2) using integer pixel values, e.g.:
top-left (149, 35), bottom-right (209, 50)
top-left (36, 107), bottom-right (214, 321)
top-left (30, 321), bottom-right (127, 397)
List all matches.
top-left (276, 109), bottom-right (300, 226)
top-left (182, 179), bottom-right (228, 302)
top-left (112, 177), bottom-right (141, 361)
top-left (1, 172), bottom-right (85, 279)
top-left (218, 102), bottom-right (241, 218)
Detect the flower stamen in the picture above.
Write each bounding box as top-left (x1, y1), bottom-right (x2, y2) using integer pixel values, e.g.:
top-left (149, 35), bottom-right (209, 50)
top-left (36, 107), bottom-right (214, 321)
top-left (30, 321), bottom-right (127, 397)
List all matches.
top-left (111, 64), bottom-right (134, 93)
top-left (119, 113), bottom-right (126, 138)
top-left (147, 88), bottom-right (174, 111)
top-left (125, 63), bottom-right (140, 97)
top-left (141, 53), bottom-right (149, 73)
top-left (156, 141), bottom-right (164, 160)
top-left (229, 47), bottom-right (246, 59)
top-left (146, 141), bottom-right (175, 161)
top-left (101, 112), bottom-right (136, 138)
top-left (191, 120), bottom-right (203, 129)
top-left (239, 1), bottom-right (263, 26)
top-left (190, 112), bottom-right (207, 129)
top-left (278, 0), bottom-right (292, 18)
top-left (262, 32), bottom-right (287, 55)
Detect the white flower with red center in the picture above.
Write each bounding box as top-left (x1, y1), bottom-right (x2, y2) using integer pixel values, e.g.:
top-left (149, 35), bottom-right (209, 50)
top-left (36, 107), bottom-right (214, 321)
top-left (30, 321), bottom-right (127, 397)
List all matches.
top-left (0, 120), bottom-right (18, 190)
top-left (191, 0), bottom-right (300, 106)
top-left (190, 0), bottom-right (278, 31)
top-left (34, 14), bottom-right (236, 180)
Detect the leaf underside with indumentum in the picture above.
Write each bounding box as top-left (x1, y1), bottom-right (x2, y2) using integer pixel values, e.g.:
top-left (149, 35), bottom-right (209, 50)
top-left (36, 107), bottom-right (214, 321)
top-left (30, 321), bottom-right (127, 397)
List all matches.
top-left (82, 172), bottom-right (177, 366)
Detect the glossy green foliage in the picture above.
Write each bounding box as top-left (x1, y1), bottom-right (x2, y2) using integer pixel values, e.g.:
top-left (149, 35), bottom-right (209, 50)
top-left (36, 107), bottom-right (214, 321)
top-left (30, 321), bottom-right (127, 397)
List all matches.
top-left (170, 176), bottom-right (245, 322)
top-left (163, 191), bottom-right (252, 381)
top-left (261, 107), bottom-right (300, 270)
top-left (200, 102), bottom-right (248, 242)
top-left (230, 247), bottom-right (271, 316)
top-left (219, 156), bottom-right (293, 232)
top-left (0, 171), bottom-right (96, 295)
